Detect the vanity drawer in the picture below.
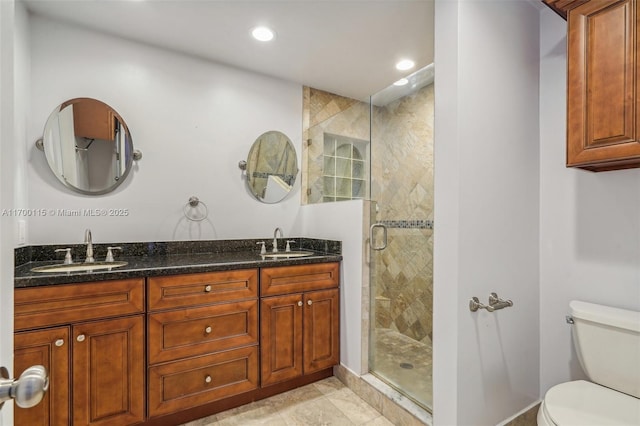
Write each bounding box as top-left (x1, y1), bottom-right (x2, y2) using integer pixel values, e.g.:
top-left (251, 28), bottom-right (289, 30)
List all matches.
top-left (148, 269), bottom-right (258, 311)
top-left (14, 279), bottom-right (145, 331)
top-left (260, 262), bottom-right (340, 296)
top-left (147, 300), bottom-right (258, 364)
top-left (147, 345), bottom-right (259, 417)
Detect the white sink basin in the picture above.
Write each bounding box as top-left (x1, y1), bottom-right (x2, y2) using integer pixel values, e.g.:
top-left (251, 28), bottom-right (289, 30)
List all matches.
top-left (31, 261), bottom-right (128, 273)
top-left (262, 251), bottom-right (315, 259)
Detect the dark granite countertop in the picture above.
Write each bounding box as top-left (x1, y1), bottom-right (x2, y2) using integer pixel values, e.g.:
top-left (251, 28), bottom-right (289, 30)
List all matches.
top-left (15, 238), bottom-right (342, 288)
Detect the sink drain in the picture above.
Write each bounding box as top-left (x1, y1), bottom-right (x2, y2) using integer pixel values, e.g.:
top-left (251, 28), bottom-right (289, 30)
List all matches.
top-left (399, 362), bottom-right (414, 370)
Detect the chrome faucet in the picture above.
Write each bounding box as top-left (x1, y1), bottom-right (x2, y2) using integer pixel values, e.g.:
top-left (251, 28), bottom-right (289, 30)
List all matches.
top-left (84, 228), bottom-right (95, 263)
top-left (272, 227), bottom-right (283, 252)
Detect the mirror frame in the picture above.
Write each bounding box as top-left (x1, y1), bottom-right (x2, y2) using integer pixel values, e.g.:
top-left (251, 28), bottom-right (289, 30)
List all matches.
top-left (41, 97), bottom-right (136, 195)
top-left (244, 130), bottom-right (299, 203)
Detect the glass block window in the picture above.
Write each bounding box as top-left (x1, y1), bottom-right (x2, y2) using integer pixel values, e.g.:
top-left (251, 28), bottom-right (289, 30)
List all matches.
top-left (323, 133), bottom-right (369, 202)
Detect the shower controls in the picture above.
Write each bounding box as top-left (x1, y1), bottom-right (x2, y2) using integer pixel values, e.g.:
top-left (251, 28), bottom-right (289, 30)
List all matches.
top-left (469, 293), bottom-right (513, 312)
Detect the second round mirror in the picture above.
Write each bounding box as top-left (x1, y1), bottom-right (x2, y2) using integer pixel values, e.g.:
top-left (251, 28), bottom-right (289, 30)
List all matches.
top-left (245, 131), bottom-right (298, 203)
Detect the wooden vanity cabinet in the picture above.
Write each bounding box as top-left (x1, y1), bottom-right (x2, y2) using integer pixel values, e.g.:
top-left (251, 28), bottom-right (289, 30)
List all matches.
top-left (146, 269), bottom-right (260, 418)
top-left (14, 327), bottom-right (70, 426)
top-left (260, 263), bottom-right (340, 387)
top-left (13, 261), bottom-right (340, 424)
top-left (544, 0), bottom-right (640, 171)
top-left (13, 279), bottom-right (145, 426)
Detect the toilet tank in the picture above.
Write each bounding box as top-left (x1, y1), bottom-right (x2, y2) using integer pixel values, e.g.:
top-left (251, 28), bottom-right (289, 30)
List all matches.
top-left (570, 301), bottom-right (640, 398)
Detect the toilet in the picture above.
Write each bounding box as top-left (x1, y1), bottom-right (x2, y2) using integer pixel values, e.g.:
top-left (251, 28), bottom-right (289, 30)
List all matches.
top-left (537, 301), bottom-right (640, 426)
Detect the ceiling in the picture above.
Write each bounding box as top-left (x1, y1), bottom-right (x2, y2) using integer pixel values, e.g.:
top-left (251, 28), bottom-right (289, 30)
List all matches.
top-left (22, 0), bottom-right (434, 101)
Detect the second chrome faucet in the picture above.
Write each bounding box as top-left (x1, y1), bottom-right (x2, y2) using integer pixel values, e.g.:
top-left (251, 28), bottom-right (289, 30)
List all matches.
top-left (84, 228), bottom-right (94, 263)
top-left (272, 227), bottom-right (283, 252)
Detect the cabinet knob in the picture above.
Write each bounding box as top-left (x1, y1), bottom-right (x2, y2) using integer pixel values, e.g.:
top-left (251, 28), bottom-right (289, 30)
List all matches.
top-left (54, 339), bottom-right (64, 347)
top-left (204, 285), bottom-right (212, 293)
top-left (76, 334), bottom-right (85, 342)
top-left (307, 300), bottom-right (313, 306)
top-left (204, 375), bottom-right (212, 384)
top-left (297, 301), bottom-right (303, 307)
top-left (204, 326), bottom-right (212, 334)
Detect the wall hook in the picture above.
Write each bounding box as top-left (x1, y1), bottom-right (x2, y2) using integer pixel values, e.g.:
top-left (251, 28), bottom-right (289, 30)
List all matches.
top-left (469, 293), bottom-right (513, 312)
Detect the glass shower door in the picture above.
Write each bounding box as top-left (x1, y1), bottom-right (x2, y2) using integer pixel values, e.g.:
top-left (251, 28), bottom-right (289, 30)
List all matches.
top-left (368, 64), bottom-right (434, 411)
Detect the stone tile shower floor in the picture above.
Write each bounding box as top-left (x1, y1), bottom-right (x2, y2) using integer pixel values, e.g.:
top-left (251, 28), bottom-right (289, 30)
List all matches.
top-left (371, 328), bottom-right (433, 411)
top-left (181, 376), bottom-right (395, 426)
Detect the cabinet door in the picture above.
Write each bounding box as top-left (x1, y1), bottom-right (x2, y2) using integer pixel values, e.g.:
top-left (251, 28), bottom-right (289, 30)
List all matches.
top-left (72, 316), bottom-right (144, 426)
top-left (71, 99), bottom-right (115, 141)
top-left (14, 327), bottom-right (70, 426)
top-left (260, 294), bottom-right (303, 386)
top-left (567, 0), bottom-right (640, 170)
top-left (303, 289), bottom-right (340, 374)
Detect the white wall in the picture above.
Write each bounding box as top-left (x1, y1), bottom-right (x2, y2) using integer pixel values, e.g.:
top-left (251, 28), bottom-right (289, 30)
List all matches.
top-left (26, 10), bottom-right (368, 377)
top-left (0, 0), bottom-right (29, 423)
top-left (297, 200), bottom-right (365, 374)
top-left (434, 1), bottom-right (541, 424)
top-left (27, 15), bottom-right (304, 245)
top-left (0, 2), bottom-right (16, 424)
top-left (539, 8), bottom-right (640, 394)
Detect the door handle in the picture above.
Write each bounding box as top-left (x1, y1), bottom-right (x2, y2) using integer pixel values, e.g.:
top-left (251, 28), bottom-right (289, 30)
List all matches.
top-left (0, 365), bottom-right (49, 409)
top-left (369, 223), bottom-right (387, 251)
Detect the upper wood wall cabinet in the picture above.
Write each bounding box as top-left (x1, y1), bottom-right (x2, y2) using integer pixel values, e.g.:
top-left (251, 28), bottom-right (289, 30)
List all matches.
top-left (71, 100), bottom-right (116, 141)
top-left (544, 0), bottom-right (640, 171)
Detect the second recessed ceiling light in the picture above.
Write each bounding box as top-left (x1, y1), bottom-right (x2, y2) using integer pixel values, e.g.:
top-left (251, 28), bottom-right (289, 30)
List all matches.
top-left (252, 26), bottom-right (275, 42)
top-left (395, 59), bottom-right (415, 71)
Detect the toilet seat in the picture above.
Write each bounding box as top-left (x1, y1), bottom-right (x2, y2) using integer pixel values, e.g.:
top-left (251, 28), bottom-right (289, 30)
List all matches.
top-left (540, 380), bottom-right (640, 426)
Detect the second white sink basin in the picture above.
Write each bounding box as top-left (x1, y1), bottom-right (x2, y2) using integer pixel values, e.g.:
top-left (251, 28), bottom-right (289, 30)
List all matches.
top-left (31, 261), bottom-right (128, 273)
top-left (262, 251), bottom-right (314, 259)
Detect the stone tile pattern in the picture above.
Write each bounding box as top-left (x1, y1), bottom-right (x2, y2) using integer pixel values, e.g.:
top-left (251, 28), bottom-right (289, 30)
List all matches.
top-left (372, 85), bottom-right (434, 345)
top-left (180, 377), bottom-right (394, 426)
top-left (302, 87), bottom-right (370, 204)
top-left (505, 404), bottom-right (540, 426)
top-left (335, 365), bottom-right (430, 426)
top-left (302, 85), bottom-right (434, 344)
top-left (370, 329), bottom-right (432, 410)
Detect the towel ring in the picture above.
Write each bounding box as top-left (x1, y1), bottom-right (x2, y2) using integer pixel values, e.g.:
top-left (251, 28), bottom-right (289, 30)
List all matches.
top-left (183, 196), bottom-right (208, 222)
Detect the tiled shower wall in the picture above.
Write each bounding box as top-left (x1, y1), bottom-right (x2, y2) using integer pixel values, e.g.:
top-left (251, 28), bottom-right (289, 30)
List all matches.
top-left (302, 87), bottom-right (370, 204)
top-left (371, 84), bottom-right (434, 344)
top-left (302, 85), bottom-right (434, 344)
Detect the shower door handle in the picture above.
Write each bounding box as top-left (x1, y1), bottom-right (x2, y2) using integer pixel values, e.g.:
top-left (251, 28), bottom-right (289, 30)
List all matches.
top-left (369, 223), bottom-right (387, 251)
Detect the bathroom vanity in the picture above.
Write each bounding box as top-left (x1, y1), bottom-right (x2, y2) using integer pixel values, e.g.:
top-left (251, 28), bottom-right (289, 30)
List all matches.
top-left (13, 239), bottom-right (341, 426)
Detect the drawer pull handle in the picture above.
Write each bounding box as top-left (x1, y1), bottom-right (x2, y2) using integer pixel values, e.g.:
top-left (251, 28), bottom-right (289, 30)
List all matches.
top-left (54, 339), bottom-right (64, 347)
top-left (205, 375), bottom-right (212, 384)
top-left (307, 300), bottom-right (313, 306)
top-left (76, 335), bottom-right (85, 342)
top-left (204, 326), bottom-right (212, 334)
top-left (204, 285), bottom-right (212, 293)
top-left (297, 301), bottom-right (303, 307)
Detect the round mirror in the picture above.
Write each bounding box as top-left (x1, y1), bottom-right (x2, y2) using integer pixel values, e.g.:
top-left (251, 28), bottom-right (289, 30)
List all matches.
top-left (41, 98), bottom-right (135, 195)
top-left (245, 131), bottom-right (298, 203)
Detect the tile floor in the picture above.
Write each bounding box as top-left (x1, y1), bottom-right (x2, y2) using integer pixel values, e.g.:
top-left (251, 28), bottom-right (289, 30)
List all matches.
top-left (370, 328), bottom-right (432, 411)
top-left (181, 376), bottom-right (395, 426)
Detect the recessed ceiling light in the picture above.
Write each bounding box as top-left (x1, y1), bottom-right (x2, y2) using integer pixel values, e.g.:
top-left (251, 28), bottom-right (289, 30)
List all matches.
top-left (252, 26), bottom-right (275, 42)
top-left (393, 78), bottom-right (409, 86)
top-left (395, 59), bottom-right (415, 71)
